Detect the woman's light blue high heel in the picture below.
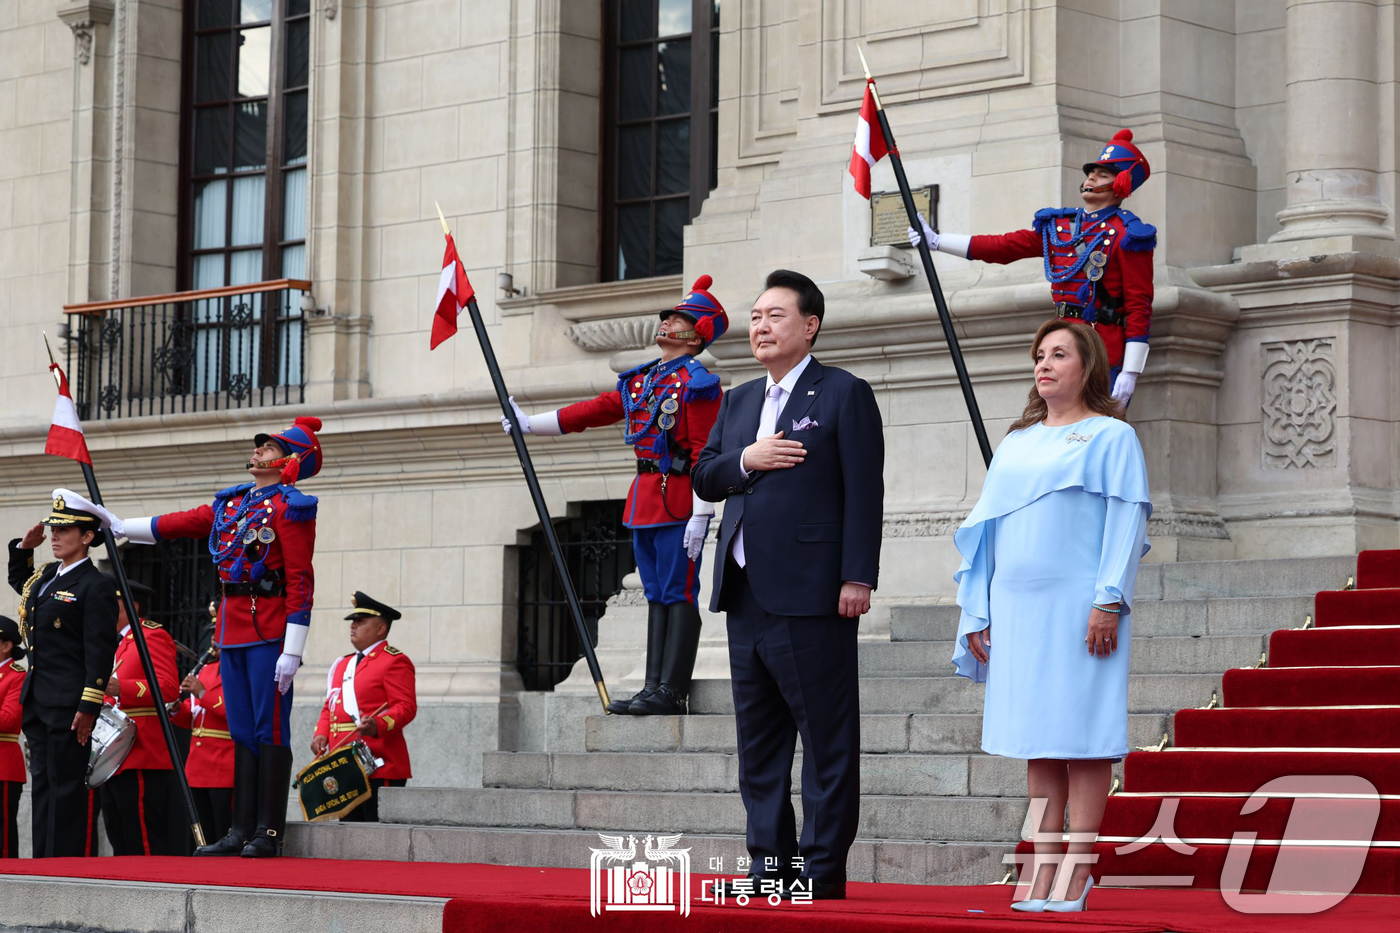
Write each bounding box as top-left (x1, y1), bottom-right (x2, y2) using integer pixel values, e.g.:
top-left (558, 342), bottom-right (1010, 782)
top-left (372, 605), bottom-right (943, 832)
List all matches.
top-left (1010, 897), bottom-right (1049, 912)
top-left (1044, 875), bottom-right (1094, 912)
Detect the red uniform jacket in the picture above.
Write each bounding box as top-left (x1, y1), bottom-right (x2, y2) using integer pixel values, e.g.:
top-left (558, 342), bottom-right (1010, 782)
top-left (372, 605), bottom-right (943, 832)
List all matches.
top-left (314, 643), bottom-right (416, 781)
top-left (105, 622), bottom-right (179, 772)
top-left (153, 483), bottom-right (317, 648)
top-left (0, 658), bottom-right (26, 783)
top-left (968, 206), bottom-right (1156, 370)
top-left (558, 357), bottom-right (722, 528)
top-left (170, 661), bottom-right (233, 789)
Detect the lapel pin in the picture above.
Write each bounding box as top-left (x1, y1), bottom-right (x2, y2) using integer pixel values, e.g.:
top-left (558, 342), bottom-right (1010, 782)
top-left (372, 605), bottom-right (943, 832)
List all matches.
top-left (807, 390), bottom-right (815, 395)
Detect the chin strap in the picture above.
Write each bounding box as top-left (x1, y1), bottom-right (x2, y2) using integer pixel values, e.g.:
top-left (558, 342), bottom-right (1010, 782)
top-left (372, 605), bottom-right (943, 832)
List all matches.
top-left (248, 455), bottom-right (301, 485)
top-left (656, 330), bottom-right (696, 341)
top-left (1081, 182), bottom-right (1115, 194)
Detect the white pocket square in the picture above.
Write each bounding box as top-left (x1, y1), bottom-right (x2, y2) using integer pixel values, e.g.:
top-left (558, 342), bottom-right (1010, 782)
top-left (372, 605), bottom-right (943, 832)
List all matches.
top-left (791, 417), bottom-right (818, 432)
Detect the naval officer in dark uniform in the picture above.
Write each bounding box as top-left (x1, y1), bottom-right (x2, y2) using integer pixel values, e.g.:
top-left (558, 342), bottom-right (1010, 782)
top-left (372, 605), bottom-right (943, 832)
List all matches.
top-left (7, 489), bottom-right (120, 857)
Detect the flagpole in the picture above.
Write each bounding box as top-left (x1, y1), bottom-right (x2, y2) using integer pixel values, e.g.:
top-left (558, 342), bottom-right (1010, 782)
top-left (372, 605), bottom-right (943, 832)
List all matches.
top-left (433, 206), bottom-right (612, 714)
top-left (856, 49), bottom-right (993, 467)
top-left (43, 334), bottom-right (208, 847)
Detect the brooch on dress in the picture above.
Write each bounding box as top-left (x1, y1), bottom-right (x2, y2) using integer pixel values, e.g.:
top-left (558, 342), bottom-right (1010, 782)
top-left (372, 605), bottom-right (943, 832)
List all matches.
top-left (1066, 432), bottom-right (1093, 444)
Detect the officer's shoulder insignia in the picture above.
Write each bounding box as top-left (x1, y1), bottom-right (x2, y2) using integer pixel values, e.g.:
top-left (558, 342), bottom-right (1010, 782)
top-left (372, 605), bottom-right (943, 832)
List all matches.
top-left (215, 482), bottom-right (255, 501)
top-left (1114, 209), bottom-right (1157, 251)
top-left (10, 662), bottom-right (25, 673)
top-left (384, 645), bottom-right (403, 656)
top-left (280, 486), bottom-right (318, 522)
top-left (141, 619), bottom-right (162, 630)
top-left (682, 358), bottom-right (721, 402)
top-left (1031, 206), bottom-right (1076, 234)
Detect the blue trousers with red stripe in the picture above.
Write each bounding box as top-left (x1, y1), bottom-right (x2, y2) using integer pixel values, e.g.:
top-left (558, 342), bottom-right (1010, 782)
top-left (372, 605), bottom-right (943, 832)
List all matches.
top-left (632, 524), bottom-right (702, 606)
top-left (220, 641), bottom-right (292, 751)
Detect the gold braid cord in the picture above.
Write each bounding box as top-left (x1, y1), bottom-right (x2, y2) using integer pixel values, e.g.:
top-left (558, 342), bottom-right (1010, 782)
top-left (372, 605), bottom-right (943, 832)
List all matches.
top-left (16, 562), bottom-right (54, 642)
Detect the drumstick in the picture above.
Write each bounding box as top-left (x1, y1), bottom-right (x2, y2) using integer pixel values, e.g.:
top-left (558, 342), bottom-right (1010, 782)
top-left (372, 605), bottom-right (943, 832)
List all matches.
top-left (327, 703), bottom-right (389, 755)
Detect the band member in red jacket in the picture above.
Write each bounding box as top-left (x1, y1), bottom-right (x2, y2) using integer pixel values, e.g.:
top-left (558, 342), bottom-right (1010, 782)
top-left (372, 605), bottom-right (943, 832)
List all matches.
top-left (311, 592), bottom-right (416, 823)
top-left (504, 278), bottom-right (728, 715)
top-left (910, 128), bottom-right (1156, 407)
top-left (100, 583), bottom-right (179, 856)
top-left (0, 616), bottom-right (27, 859)
top-left (113, 416), bottom-right (323, 858)
top-left (170, 631), bottom-right (234, 846)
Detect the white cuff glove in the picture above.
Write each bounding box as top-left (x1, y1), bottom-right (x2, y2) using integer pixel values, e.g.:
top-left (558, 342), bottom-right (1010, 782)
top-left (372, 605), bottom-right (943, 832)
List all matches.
top-left (501, 396), bottom-right (531, 435)
top-left (117, 517), bottom-right (158, 545)
top-left (683, 513), bottom-right (711, 561)
top-left (1112, 371), bottom-right (1138, 404)
top-left (906, 212), bottom-right (940, 252)
top-left (274, 653), bottom-right (300, 695)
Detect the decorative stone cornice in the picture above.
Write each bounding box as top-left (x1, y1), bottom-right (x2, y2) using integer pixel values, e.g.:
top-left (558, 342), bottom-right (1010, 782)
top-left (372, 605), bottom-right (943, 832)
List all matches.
top-left (57, 1), bottom-right (113, 66)
top-left (501, 275), bottom-right (684, 322)
top-left (1146, 507), bottom-right (1230, 541)
top-left (563, 316), bottom-right (657, 352)
top-left (883, 509), bottom-right (970, 538)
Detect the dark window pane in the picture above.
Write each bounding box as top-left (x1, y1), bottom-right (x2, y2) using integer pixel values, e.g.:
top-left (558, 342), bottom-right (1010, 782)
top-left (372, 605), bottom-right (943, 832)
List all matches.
top-left (711, 34), bottom-right (719, 107)
top-left (196, 34), bottom-right (232, 103)
top-left (657, 0), bottom-right (691, 36)
top-left (619, 47), bottom-right (652, 121)
top-left (709, 110), bottom-right (718, 190)
top-left (283, 90), bottom-right (307, 165)
top-left (618, 0), bottom-right (651, 42)
top-left (654, 198), bottom-right (687, 275)
top-left (237, 26), bottom-right (271, 97)
top-left (656, 118), bottom-right (689, 195)
top-left (617, 204), bottom-right (650, 279)
top-left (285, 18), bottom-right (309, 88)
top-left (617, 125), bottom-right (651, 200)
top-left (199, 0), bottom-right (233, 29)
top-left (240, 0), bottom-right (272, 23)
top-left (193, 106), bottom-right (230, 175)
top-left (714, 0), bottom-right (721, 29)
top-left (656, 40), bottom-right (690, 116)
top-left (288, 0), bottom-right (310, 15)
top-left (233, 101), bottom-right (267, 170)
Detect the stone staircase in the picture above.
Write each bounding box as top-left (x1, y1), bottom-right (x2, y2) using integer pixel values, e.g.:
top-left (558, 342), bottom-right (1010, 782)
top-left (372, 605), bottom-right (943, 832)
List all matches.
top-left (287, 555), bottom-right (1354, 884)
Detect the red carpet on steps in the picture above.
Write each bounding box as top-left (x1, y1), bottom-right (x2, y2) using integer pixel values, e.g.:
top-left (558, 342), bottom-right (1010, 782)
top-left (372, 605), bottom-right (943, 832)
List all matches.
top-left (1358, 549), bottom-right (1400, 589)
top-left (1222, 666), bottom-right (1400, 707)
top-left (1, 857), bottom-right (1397, 933)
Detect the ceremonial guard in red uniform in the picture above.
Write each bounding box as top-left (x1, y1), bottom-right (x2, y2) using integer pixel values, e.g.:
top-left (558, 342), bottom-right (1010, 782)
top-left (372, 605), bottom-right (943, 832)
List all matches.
top-left (911, 129), bottom-right (1156, 406)
top-left (114, 417), bottom-right (323, 857)
top-left (7, 490), bottom-right (119, 858)
top-left (311, 592), bottom-right (416, 823)
top-left (505, 277), bottom-right (728, 715)
top-left (99, 582), bottom-right (179, 856)
top-left (170, 636), bottom-right (234, 846)
top-left (0, 616), bottom-right (27, 858)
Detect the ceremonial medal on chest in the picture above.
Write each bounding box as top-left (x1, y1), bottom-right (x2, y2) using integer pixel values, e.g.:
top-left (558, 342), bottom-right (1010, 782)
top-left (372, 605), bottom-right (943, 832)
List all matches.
top-left (657, 413), bottom-right (677, 430)
top-left (660, 398), bottom-right (679, 415)
top-left (1089, 250), bottom-right (1108, 267)
top-left (1086, 264), bottom-right (1104, 282)
top-left (243, 529), bottom-right (258, 545)
top-left (258, 527), bottom-right (276, 544)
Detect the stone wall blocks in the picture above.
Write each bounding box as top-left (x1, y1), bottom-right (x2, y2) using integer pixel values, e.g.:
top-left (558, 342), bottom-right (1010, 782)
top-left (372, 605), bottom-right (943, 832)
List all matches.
top-left (422, 43), bottom-right (502, 109)
top-left (385, 0), bottom-right (461, 59)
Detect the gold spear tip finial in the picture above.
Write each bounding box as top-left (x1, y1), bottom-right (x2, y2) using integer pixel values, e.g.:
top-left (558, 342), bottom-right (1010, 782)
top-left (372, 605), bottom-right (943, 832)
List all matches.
top-left (857, 44), bottom-right (872, 81)
top-left (434, 201), bottom-right (451, 236)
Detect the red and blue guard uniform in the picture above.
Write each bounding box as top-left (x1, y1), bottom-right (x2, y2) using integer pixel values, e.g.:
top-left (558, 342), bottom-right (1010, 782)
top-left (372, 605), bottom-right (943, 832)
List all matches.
top-left (558, 355), bottom-right (722, 605)
top-left (0, 655), bottom-right (25, 859)
top-left (967, 205), bottom-right (1156, 377)
top-left (99, 620), bottom-right (179, 855)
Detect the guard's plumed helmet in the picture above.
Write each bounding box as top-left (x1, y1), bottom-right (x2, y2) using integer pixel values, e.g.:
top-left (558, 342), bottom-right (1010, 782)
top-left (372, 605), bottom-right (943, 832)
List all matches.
top-left (1083, 128), bottom-right (1151, 199)
top-left (254, 416), bottom-right (324, 485)
top-left (664, 275), bottom-right (728, 348)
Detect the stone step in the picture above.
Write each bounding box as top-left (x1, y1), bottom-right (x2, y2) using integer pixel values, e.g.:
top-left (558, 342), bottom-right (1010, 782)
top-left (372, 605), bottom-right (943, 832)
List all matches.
top-left (377, 786), bottom-right (1028, 843)
top-left (858, 635), bottom-right (1266, 676)
top-left (689, 673), bottom-right (1219, 715)
top-left (284, 822), bottom-right (1015, 886)
top-left (890, 597), bottom-right (1314, 642)
top-left (583, 712), bottom-right (1170, 755)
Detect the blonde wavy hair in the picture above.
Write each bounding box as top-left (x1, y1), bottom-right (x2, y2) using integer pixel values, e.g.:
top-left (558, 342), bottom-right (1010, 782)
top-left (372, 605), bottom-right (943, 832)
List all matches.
top-left (1007, 319), bottom-right (1123, 433)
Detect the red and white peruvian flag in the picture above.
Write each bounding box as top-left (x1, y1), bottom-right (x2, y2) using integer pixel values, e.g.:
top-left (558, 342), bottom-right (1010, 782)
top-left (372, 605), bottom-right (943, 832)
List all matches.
top-left (848, 81), bottom-right (889, 199)
top-left (46, 363), bottom-right (92, 465)
top-left (429, 232), bottom-right (475, 350)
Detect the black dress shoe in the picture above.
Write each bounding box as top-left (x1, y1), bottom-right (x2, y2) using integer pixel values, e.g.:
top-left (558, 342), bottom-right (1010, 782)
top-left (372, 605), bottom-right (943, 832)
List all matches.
top-left (783, 876), bottom-right (846, 900)
top-left (628, 683), bottom-right (688, 715)
top-left (607, 685), bottom-right (656, 715)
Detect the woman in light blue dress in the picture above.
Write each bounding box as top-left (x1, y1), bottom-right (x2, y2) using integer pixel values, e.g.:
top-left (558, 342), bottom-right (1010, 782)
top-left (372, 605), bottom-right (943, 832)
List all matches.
top-left (952, 320), bottom-right (1151, 913)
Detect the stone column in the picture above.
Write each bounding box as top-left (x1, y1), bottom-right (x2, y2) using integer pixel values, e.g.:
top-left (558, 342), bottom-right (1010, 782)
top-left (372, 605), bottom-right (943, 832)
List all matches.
top-left (1271, 0), bottom-right (1392, 241)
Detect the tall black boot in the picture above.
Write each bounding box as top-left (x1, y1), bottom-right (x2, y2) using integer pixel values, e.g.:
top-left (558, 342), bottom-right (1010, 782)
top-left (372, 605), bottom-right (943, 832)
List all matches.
top-left (632, 602), bottom-right (701, 715)
top-left (607, 601), bottom-right (668, 714)
top-left (195, 743), bottom-right (258, 856)
top-left (241, 744), bottom-right (293, 858)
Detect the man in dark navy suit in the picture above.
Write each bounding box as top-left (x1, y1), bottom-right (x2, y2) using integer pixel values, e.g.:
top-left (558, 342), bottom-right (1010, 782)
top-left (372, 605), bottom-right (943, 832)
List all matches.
top-left (693, 269), bottom-right (884, 900)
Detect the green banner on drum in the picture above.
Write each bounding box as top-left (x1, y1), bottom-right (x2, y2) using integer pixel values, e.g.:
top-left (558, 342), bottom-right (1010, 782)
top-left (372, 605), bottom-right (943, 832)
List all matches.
top-left (296, 746), bottom-right (372, 822)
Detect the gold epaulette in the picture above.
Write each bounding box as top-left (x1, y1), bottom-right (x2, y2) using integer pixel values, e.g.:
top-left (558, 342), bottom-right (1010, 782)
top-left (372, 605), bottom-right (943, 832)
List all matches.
top-left (17, 561), bottom-right (55, 623)
top-left (141, 619), bottom-right (162, 629)
top-left (10, 662), bottom-right (24, 673)
top-left (384, 645), bottom-right (402, 656)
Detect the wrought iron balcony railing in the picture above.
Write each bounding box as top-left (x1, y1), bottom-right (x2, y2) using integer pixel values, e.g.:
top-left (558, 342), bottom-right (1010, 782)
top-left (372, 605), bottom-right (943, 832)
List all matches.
top-left (63, 280), bottom-right (309, 421)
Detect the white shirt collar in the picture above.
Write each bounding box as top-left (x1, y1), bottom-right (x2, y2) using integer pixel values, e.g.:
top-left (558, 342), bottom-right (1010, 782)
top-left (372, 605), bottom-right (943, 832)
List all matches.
top-left (120, 625), bottom-right (131, 639)
top-left (764, 353), bottom-right (813, 397)
top-left (352, 639), bottom-right (388, 661)
top-left (56, 557), bottom-right (90, 577)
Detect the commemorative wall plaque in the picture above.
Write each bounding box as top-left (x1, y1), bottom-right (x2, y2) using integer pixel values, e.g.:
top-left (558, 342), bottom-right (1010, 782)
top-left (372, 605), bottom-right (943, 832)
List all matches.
top-left (870, 185), bottom-right (939, 248)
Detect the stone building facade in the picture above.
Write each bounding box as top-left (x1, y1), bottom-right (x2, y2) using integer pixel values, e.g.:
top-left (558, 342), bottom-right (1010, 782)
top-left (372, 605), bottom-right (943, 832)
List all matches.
top-left (1, 0), bottom-right (1398, 835)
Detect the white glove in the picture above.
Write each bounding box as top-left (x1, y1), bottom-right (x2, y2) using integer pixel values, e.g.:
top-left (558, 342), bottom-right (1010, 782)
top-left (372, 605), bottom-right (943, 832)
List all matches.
top-left (683, 514), bottom-right (711, 561)
top-left (274, 653), bottom-right (300, 695)
top-left (1112, 371), bottom-right (1138, 404)
top-left (906, 212), bottom-right (939, 251)
top-left (501, 396), bottom-right (531, 435)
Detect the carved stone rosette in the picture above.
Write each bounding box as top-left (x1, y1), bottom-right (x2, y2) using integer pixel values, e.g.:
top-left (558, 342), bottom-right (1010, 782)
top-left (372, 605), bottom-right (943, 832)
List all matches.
top-left (1261, 338), bottom-right (1338, 469)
